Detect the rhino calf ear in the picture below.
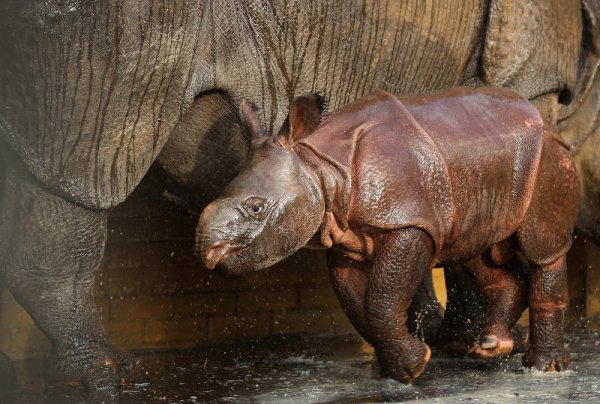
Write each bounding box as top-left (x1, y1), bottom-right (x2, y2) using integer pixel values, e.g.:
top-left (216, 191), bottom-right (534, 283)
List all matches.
top-left (240, 99), bottom-right (268, 140)
top-left (278, 93), bottom-right (327, 146)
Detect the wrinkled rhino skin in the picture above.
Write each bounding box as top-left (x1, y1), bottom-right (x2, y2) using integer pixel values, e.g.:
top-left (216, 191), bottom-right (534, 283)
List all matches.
top-left (0, 0), bottom-right (594, 390)
top-left (197, 87), bottom-right (579, 382)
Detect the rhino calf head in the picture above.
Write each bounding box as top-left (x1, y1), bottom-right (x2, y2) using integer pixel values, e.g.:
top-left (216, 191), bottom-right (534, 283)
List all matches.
top-left (196, 96), bottom-right (326, 274)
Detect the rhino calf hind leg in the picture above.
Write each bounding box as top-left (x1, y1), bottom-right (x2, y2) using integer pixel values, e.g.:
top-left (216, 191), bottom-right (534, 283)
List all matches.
top-left (464, 254), bottom-right (528, 358)
top-left (517, 135), bottom-right (579, 371)
top-left (365, 228), bottom-right (434, 383)
top-left (522, 257), bottom-right (569, 371)
top-left (0, 158), bottom-right (134, 391)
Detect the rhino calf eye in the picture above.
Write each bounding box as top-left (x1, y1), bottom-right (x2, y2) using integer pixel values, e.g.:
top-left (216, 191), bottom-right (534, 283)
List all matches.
top-left (244, 198), bottom-right (266, 218)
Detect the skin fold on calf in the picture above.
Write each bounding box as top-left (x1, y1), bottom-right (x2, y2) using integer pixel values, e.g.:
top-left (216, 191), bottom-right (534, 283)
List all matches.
top-left (196, 87), bottom-right (579, 383)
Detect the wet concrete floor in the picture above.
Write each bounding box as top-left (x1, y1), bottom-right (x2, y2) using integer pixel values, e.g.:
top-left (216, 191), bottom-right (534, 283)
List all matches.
top-left (4, 330), bottom-right (600, 403)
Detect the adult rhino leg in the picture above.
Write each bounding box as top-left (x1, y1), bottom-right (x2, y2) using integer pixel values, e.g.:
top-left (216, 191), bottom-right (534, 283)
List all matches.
top-left (149, 91), bottom-right (250, 211)
top-left (0, 154), bottom-right (134, 391)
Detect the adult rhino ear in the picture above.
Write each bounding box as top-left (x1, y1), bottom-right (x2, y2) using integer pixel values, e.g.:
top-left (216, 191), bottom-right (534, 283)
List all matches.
top-left (240, 99), bottom-right (268, 141)
top-left (277, 93), bottom-right (327, 146)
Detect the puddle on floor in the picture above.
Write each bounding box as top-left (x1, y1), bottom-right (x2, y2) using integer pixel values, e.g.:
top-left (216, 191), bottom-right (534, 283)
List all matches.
top-left (3, 331), bottom-right (600, 403)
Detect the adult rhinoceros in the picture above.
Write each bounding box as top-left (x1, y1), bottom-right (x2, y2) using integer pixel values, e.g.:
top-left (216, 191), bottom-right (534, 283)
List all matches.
top-left (0, 0), bottom-right (594, 391)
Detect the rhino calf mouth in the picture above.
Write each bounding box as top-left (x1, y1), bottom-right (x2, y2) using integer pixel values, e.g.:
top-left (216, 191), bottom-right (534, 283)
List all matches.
top-left (202, 241), bottom-right (248, 270)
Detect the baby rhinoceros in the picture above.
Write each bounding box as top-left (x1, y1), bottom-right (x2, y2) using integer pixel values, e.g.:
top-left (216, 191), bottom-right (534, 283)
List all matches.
top-left (196, 87), bottom-right (579, 383)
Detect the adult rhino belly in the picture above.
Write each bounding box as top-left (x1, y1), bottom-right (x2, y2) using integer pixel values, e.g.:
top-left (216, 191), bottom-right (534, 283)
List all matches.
top-left (0, 0), bottom-right (202, 209)
top-left (403, 87), bottom-right (545, 259)
top-left (212, 0), bottom-right (488, 131)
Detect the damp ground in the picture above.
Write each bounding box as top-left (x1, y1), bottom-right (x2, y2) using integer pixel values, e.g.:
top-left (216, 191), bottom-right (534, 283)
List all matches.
top-left (4, 330), bottom-right (600, 403)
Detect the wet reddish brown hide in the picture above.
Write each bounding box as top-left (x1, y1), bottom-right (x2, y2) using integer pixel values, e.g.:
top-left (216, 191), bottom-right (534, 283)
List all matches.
top-left (198, 87), bottom-right (580, 383)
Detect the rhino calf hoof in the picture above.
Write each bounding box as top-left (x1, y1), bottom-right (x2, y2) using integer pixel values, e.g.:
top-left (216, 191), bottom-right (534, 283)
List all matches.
top-left (379, 343), bottom-right (431, 383)
top-left (469, 333), bottom-right (514, 358)
top-left (522, 347), bottom-right (569, 372)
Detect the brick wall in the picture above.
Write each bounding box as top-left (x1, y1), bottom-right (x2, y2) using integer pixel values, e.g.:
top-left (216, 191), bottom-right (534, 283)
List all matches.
top-left (0, 190), bottom-right (358, 360)
top-left (569, 236), bottom-right (600, 322)
top-left (5, 186), bottom-right (589, 361)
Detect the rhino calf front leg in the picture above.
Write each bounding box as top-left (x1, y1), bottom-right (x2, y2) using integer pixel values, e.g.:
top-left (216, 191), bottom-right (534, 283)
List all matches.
top-left (0, 157), bottom-right (135, 391)
top-left (328, 250), bottom-right (376, 345)
top-left (364, 228), bottom-right (433, 383)
top-left (329, 250), bottom-right (443, 349)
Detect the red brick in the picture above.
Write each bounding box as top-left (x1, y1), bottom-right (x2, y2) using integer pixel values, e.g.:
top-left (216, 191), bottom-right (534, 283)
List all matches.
top-left (110, 295), bottom-right (174, 321)
top-left (272, 310), bottom-right (335, 335)
top-left (567, 236), bottom-right (600, 317)
top-left (237, 290), bottom-right (298, 313)
top-left (142, 266), bottom-right (207, 295)
top-left (235, 266), bottom-right (328, 292)
top-left (209, 314), bottom-right (272, 340)
top-left (143, 318), bottom-right (208, 349)
top-left (102, 242), bottom-right (148, 269)
top-left (140, 250), bottom-right (330, 294)
top-left (142, 266), bottom-right (298, 293)
top-left (300, 287), bottom-right (341, 310)
top-left (173, 293), bottom-right (236, 317)
top-left (106, 215), bottom-right (195, 245)
top-left (104, 320), bottom-right (146, 350)
top-left (140, 241), bottom-right (197, 268)
top-left (101, 267), bottom-right (145, 297)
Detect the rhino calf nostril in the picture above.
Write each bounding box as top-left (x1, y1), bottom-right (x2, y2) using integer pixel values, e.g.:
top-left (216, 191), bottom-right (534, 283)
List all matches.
top-left (206, 243), bottom-right (225, 260)
top-left (202, 242), bottom-right (231, 270)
